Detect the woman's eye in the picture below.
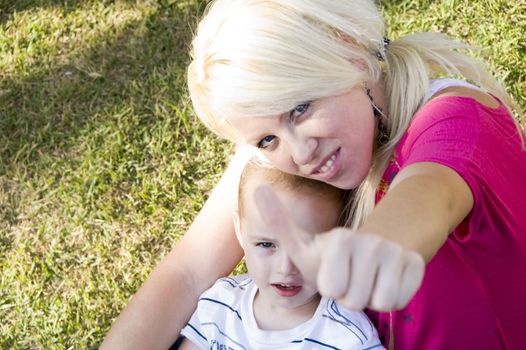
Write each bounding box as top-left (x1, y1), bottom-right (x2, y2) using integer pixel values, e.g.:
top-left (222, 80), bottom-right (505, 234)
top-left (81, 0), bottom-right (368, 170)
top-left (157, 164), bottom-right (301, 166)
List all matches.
top-left (289, 102), bottom-right (311, 120)
top-left (257, 135), bottom-right (276, 149)
top-left (256, 242), bottom-right (275, 249)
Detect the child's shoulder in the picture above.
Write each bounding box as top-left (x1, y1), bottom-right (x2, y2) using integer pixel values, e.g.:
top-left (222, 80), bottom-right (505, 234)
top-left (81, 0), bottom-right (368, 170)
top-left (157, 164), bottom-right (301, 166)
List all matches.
top-left (195, 274), bottom-right (253, 321)
top-left (200, 274), bottom-right (253, 300)
top-left (312, 299), bottom-right (384, 349)
top-left (321, 299), bottom-right (374, 330)
top-left (216, 274), bottom-right (252, 288)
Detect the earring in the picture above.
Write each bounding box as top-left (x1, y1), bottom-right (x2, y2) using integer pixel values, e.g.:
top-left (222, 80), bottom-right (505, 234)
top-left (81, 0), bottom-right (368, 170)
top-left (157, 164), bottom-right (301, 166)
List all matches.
top-left (364, 83), bottom-right (389, 145)
top-left (376, 117), bottom-right (390, 146)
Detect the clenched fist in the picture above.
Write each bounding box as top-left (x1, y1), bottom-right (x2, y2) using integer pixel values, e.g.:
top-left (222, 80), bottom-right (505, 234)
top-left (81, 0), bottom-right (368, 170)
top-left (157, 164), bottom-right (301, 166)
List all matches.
top-left (255, 185), bottom-right (425, 311)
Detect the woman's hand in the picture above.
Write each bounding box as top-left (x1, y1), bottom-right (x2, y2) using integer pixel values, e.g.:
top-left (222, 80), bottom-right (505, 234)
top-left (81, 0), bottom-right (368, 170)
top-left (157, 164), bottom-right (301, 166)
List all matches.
top-left (255, 185), bottom-right (425, 311)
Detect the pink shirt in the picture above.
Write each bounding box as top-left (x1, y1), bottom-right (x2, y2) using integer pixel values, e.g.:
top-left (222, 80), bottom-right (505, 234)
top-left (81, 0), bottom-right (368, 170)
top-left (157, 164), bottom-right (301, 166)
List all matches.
top-left (372, 95), bottom-right (526, 349)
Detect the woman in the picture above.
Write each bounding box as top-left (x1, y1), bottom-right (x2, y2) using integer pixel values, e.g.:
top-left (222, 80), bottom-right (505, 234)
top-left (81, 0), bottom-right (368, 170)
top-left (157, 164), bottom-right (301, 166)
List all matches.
top-left (102, 1), bottom-right (526, 349)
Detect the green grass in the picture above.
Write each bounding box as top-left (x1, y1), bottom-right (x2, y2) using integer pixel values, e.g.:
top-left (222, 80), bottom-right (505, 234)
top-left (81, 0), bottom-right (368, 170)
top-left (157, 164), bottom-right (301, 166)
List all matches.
top-left (0, 0), bottom-right (524, 348)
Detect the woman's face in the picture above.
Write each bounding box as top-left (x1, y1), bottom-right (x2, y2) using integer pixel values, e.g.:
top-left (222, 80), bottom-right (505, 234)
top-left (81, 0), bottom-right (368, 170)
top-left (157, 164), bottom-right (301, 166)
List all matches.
top-left (228, 86), bottom-right (377, 189)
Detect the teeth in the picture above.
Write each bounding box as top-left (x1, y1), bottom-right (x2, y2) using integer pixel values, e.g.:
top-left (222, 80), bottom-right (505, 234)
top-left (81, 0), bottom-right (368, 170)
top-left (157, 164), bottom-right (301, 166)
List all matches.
top-left (278, 284), bottom-right (296, 290)
top-left (319, 154), bottom-right (337, 174)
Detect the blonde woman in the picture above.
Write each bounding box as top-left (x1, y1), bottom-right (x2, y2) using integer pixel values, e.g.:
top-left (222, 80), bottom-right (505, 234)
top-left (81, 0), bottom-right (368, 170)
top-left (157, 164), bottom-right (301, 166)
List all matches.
top-left (102, 1), bottom-right (526, 349)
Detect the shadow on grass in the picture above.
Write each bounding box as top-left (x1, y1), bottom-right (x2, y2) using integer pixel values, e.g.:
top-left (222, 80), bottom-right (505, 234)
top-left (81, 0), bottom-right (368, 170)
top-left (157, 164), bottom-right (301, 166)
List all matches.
top-left (0, 0), bottom-right (217, 261)
top-left (0, 0), bottom-right (208, 177)
top-left (0, 0), bottom-right (137, 22)
top-left (1, 0), bottom-right (216, 348)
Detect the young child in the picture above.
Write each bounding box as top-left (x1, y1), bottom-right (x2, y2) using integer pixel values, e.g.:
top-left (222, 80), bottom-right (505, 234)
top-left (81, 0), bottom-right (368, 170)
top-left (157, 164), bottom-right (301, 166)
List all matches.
top-left (178, 159), bottom-right (384, 349)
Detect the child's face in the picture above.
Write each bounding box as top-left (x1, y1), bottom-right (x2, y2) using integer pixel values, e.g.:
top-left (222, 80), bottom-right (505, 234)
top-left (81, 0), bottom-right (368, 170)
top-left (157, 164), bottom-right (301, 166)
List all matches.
top-left (239, 184), bottom-right (341, 311)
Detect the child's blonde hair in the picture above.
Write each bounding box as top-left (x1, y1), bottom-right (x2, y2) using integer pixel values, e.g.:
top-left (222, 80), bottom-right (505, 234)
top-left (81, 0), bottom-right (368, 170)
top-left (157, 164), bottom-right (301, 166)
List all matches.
top-left (238, 158), bottom-right (345, 225)
top-left (188, 0), bottom-right (522, 229)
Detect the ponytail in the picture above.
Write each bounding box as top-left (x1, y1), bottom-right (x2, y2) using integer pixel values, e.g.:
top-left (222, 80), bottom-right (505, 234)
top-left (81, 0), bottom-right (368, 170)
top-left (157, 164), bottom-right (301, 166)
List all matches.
top-left (344, 32), bottom-right (524, 229)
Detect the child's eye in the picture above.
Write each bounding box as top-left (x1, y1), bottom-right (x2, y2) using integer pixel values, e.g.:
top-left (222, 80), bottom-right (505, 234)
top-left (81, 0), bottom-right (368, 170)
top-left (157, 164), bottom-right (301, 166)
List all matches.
top-left (289, 102), bottom-right (311, 120)
top-left (256, 242), bottom-right (275, 248)
top-left (257, 135), bottom-right (276, 149)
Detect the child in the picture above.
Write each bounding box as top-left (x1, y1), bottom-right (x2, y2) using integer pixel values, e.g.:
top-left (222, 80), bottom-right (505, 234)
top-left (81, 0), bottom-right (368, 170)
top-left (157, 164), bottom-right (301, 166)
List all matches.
top-left (178, 159), bottom-right (384, 349)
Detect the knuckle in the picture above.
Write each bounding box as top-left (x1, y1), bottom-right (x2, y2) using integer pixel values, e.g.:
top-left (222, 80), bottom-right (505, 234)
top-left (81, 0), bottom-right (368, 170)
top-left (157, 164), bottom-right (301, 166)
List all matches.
top-left (340, 295), bottom-right (366, 311)
top-left (318, 280), bottom-right (346, 299)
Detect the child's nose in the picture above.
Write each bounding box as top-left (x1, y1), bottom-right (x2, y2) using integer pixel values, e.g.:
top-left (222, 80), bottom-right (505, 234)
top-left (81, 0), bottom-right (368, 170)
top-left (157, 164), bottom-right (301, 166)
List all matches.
top-left (278, 253), bottom-right (300, 275)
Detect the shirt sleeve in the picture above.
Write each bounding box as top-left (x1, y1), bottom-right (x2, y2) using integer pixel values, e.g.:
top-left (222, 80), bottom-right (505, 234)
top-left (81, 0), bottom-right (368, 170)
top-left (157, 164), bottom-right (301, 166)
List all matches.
top-left (400, 96), bottom-right (524, 241)
top-left (400, 97), bottom-right (484, 241)
top-left (180, 275), bottom-right (250, 349)
top-left (180, 309), bottom-right (209, 349)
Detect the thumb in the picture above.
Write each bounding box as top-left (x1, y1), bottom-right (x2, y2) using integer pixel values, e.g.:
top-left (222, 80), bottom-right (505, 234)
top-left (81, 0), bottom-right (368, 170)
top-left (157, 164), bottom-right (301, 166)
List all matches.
top-left (254, 185), bottom-right (320, 283)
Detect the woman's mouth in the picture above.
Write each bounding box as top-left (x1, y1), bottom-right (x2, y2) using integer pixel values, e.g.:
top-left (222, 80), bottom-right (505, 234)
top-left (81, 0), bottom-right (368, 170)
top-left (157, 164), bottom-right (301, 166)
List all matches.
top-left (312, 148), bottom-right (341, 180)
top-left (272, 284), bottom-right (302, 297)
top-left (319, 154), bottom-right (336, 174)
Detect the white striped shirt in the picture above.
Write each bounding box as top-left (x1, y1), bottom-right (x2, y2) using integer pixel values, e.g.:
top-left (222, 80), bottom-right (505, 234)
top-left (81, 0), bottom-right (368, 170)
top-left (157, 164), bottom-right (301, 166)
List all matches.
top-left (181, 275), bottom-right (384, 350)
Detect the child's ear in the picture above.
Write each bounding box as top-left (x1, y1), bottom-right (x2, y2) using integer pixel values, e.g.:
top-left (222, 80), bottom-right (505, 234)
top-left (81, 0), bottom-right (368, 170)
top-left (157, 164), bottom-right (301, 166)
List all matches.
top-left (233, 210), bottom-right (244, 248)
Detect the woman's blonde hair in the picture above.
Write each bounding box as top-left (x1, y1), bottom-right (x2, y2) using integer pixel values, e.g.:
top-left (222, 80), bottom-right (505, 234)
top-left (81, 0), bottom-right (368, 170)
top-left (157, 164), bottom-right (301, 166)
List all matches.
top-left (188, 0), bottom-right (522, 229)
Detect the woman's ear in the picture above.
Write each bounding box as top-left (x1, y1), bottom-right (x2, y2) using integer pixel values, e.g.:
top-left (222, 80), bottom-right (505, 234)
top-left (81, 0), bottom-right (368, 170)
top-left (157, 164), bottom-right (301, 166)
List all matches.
top-left (233, 211), bottom-right (244, 248)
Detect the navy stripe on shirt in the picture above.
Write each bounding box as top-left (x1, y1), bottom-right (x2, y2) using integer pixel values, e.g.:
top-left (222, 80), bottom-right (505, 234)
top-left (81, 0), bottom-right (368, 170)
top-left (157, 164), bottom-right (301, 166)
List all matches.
top-left (328, 300), bottom-right (368, 342)
top-left (322, 314), bottom-right (364, 345)
top-left (186, 323), bottom-right (208, 342)
top-left (199, 297), bottom-right (243, 321)
top-left (201, 322), bottom-right (247, 350)
top-left (291, 337), bottom-right (342, 350)
top-left (220, 277), bottom-right (248, 290)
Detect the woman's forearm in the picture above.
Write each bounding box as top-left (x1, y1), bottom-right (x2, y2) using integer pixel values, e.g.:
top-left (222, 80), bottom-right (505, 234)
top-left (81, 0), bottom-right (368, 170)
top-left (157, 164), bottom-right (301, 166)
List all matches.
top-left (100, 248), bottom-right (199, 349)
top-left (101, 209), bottom-right (244, 349)
top-left (360, 161), bottom-right (474, 261)
top-left (101, 148), bottom-right (249, 349)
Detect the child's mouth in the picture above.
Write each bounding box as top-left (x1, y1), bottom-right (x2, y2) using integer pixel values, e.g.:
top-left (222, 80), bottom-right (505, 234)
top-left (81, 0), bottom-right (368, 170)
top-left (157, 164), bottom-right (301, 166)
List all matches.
top-left (272, 283), bottom-right (302, 297)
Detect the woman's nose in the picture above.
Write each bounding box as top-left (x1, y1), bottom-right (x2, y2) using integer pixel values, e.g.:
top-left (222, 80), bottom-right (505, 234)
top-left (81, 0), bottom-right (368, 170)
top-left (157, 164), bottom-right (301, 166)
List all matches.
top-left (288, 134), bottom-right (318, 166)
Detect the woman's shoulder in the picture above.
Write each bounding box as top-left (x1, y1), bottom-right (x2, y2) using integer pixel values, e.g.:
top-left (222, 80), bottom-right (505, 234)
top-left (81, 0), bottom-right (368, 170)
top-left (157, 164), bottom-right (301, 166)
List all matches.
top-left (394, 83), bottom-right (524, 184)
top-left (409, 84), bottom-right (511, 137)
top-left (428, 85), bottom-right (501, 109)
top-left (395, 81), bottom-right (520, 169)
top-left (423, 78), bottom-right (500, 109)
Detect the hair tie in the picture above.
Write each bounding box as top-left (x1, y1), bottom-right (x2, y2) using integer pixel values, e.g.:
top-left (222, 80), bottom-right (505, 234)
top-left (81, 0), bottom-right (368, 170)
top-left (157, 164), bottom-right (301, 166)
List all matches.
top-left (376, 37), bottom-right (391, 61)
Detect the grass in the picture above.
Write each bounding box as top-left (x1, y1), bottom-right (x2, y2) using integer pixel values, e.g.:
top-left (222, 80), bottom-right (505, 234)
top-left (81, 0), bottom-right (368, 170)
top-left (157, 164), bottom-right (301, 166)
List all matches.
top-left (0, 0), bottom-right (524, 348)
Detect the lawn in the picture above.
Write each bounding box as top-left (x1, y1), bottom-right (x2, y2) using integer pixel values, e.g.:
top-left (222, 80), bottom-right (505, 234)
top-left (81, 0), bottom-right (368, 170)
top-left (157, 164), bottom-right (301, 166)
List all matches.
top-left (1, 0), bottom-right (524, 348)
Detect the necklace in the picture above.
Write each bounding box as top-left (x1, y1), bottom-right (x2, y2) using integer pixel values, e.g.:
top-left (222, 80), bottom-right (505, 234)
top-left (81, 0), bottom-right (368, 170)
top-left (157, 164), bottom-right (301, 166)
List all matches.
top-left (375, 152), bottom-right (401, 203)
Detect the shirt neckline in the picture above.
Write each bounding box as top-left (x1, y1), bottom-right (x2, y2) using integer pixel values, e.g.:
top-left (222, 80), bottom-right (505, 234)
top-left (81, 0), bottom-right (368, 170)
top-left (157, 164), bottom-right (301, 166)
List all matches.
top-left (242, 280), bottom-right (326, 346)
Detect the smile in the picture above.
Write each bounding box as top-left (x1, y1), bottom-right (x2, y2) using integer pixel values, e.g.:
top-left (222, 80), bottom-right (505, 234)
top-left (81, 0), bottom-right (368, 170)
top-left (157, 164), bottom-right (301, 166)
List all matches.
top-left (319, 154), bottom-right (336, 174)
top-left (311, 148), bottom-right (341, 180)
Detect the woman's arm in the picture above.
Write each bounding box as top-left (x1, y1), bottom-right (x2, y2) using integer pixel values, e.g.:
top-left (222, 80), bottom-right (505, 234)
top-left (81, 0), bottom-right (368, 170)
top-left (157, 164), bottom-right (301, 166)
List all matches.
top-left (100, 148), bottom-right (251, 350)
top-left (361, 161), bottom-right (474, 261)
top-left (177, 338), bottom-right (200, 350)
top-left (349, 161), bottom-right (474, 310)
top-left (255, 161), bottom-right (473, 312)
